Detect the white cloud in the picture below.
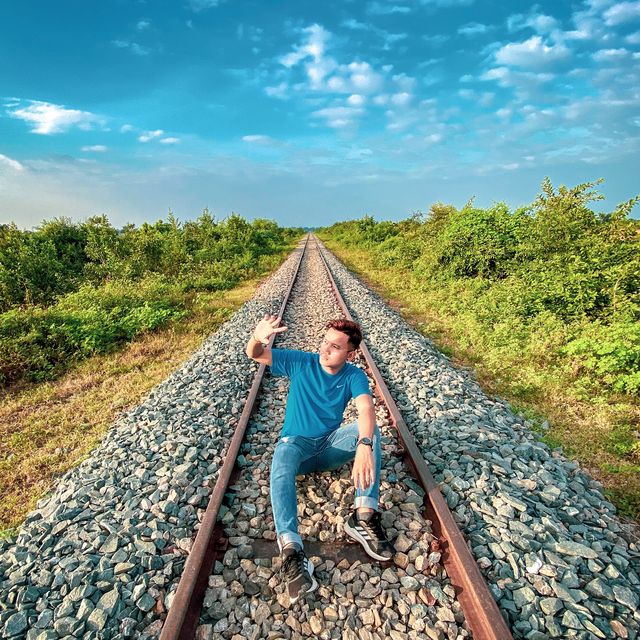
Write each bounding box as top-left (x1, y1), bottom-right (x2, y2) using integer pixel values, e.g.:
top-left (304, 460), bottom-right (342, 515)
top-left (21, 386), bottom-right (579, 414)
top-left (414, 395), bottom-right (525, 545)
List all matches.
top-left (458, 22), bottom-right (489, 36)
top-left (112, 40), bottom-right (151, 56)
top-left (188, 0), bottom-right (223, 11)
top-left (159, 137), bottom-right (180, 144)
top-left (7, 100), bottom-right (102, 135)
top-left (626, 30), bottom-right (640, 43)
top-left (391, 92), bottom-right (412, 106)
top-left (265, 82), bottom-right (289, 99)
top-left (495, 36), bottom-right (570, 68)
top-left (312, 105), bottom-right (364, 128)
top-left (422, 34), bottom-right (450, 46)
top-left (280, 24), bottom-right (329, 68)
top-left (137, 20), bottom-right (150, 30)
top-left (367, 2), bottom-right (411, 15)
top-left (242, 134), bottom-right (275, 144)
top-left (593, 47), bottom-right (630, 61)
top-left (81, 145), bottom-right (108, 152)
top-left (347, 94), bottom-right (366, 106)
top-left (138, 130), bottom-right (164, 142)
top-left (419, 0), bottom-right (474, 5)
top-left (342, 19), bottom-right (368, 30)
top-left (507, 12), bottom-right (559, 35)
top-left (425, 133), bottom-right (443, 143)
top-left (603, 1), bottom-right (640, 26)
top-left (0, 153), bottom-right (24, 172)
top-left (120, 124), bottom-right (134, 133)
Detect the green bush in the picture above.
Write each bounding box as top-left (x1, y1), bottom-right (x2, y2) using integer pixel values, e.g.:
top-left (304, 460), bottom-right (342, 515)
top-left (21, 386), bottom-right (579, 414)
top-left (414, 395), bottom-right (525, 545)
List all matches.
top-left (0, 212), bottom-right (302, 387)
top-left (321, 178), bottom-right (640, 403)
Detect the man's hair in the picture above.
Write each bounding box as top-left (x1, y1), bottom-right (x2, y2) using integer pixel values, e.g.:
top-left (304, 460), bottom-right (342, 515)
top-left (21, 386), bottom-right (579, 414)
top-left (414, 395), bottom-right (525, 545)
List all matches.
top-left (325, 319), bottom-right (363, 350)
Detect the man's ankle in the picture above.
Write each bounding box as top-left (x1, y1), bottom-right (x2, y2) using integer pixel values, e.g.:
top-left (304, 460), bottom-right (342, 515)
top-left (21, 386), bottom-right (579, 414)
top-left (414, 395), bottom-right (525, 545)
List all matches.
top-left (356, 507), bottom-right (375, 515)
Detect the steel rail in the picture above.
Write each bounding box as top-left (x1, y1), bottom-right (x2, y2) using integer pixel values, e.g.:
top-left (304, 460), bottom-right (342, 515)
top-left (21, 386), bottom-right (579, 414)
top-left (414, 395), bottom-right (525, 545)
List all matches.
top-left (159, 234), bottom-right (310, 640)
top-left (314, 234), bottom-right (513, 640)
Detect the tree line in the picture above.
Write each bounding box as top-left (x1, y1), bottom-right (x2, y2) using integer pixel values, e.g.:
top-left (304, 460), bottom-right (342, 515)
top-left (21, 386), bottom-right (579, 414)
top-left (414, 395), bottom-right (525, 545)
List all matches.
top-left (0, 211), bottom-right (302, 387)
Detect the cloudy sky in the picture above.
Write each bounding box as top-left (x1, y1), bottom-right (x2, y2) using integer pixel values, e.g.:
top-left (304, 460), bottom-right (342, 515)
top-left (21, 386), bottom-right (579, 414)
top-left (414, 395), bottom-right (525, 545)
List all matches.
top-left (1, 0), bottom-right (639, 229)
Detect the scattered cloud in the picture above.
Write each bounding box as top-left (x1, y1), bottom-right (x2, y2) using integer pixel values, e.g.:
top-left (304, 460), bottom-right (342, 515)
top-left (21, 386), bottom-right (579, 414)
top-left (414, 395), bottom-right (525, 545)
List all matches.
top-left (593, 47), bottom-right (631, 61)
top-left (120, 124), bottom-right (135, 133)
top-left (81, 145), bottom-right (108, 152)
top-left (418, 0), bottom-right (474, 5)
top-left (342, 19), bottom-right (368, 30)
top-left (422, 34), bottom-right (450, 46)
top-left (7, 100), bottom-right (103, 135)
top-left (312, 105), bottom-right (364, 128)
top-left (265, 82), bottom-right (289, 99)
top-left (136, 20), bottom-right (150, 31)
top-left (242, 134), bottom-right (276, 144)
top-left (507, 12), bottom-right (559, 35)
top-left (0, 153), bottom-right (24, 172)
top-left (188, 0), bottom-right (223, 11)
top-left (494, 36), bottom-right (570, 68)
top-left (367, 2), bottom-right (411, 15)
top-left (138, 129), bottom-right (164, 142)
top-left (458, 22), bottom-right (489, 36)
top-left (159, 137), bottom-right (180, 144)
top-left (603, 1), bottom-right (640, 26)
top-left (111, 40), bottom-right (151, 56)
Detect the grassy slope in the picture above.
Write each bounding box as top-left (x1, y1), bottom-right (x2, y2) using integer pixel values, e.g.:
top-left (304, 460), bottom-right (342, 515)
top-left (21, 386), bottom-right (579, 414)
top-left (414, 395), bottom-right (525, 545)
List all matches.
top-left (0, 248), bottom-right (295, 535)
top-left (319, 235), bottom-right (640, 522)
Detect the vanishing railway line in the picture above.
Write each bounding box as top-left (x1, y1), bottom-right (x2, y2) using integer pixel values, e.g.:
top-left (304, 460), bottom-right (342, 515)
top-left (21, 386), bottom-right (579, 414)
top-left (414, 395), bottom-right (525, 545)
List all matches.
top-left (161, 235), bottom-right (510, 640)
top-left (1, 235), bottom-right (638, 640)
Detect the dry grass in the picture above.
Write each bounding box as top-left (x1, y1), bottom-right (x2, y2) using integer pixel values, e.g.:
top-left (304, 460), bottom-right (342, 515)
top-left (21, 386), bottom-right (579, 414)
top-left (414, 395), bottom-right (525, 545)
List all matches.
top-left (321, 238), bottom-right (640, 522)
top-left (0, 274), bottom-right (274, 534)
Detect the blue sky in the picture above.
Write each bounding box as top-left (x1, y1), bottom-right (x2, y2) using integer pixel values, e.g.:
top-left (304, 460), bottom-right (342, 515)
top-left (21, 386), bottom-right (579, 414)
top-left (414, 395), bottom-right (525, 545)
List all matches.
top-left (1, 0), bottom-right (639, 229)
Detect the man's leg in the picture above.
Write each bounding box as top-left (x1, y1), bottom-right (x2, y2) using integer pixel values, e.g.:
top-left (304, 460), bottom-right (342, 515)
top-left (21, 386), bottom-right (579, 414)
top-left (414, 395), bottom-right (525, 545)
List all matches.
top-left (305, 422), bottom-right (394, 562)
top-left (270, 435), bottom-right (319, 603)
top-left (270, 436), bottom-right (310, 551)
top-left (302, 422), bottom-right (381, 512)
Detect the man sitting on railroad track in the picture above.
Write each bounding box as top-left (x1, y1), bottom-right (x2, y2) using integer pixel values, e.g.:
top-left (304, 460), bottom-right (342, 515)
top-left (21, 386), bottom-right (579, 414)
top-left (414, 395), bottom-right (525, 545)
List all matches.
top-left (245, 315), bottom-right (395, 604)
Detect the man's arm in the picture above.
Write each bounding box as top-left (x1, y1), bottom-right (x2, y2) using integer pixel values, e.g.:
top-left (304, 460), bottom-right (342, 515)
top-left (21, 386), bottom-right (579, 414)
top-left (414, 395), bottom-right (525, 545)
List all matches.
top-left (352, 393), bottom-right (376, 491)
top-left (355, 393), bottom-right (375, 440)
top-left (245, 314), bottom-right (287, 366)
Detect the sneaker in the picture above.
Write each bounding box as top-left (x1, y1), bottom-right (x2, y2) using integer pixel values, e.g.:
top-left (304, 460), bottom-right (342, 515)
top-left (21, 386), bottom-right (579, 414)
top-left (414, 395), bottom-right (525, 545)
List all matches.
top-left (281, 544), bottom-right (318, 604)
top-left (344, 510), bottom-right (395, 561)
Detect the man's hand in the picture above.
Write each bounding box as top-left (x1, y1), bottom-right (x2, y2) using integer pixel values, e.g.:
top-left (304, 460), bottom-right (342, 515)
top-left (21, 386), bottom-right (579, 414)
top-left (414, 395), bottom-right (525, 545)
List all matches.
top-left (253, 314), bottom-right (288, 343)
top-left (352, 445), bottom-right (374, 490)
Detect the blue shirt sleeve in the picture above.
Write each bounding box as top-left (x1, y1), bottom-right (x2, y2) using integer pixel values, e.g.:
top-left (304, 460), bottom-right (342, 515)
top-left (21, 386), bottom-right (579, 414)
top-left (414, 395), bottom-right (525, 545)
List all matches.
top-left (270, 348), bottom-right (313, 378)
top-left (350, 367), bottom-right (371, 399)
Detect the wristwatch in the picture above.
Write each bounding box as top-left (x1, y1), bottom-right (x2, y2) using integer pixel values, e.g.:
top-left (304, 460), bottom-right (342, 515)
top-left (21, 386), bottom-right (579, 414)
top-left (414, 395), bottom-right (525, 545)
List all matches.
top-left (356, 437), bottom-right (373, 448)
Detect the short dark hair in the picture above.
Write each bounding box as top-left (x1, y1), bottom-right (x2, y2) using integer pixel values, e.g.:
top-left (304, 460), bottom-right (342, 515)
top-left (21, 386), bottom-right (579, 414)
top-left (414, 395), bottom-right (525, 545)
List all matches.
top-left (325, 319), bottom-right (363, 350)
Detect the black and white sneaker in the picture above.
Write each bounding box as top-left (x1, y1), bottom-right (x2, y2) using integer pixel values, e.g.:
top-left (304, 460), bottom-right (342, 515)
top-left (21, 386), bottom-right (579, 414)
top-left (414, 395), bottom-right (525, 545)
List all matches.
top-left (281, 545), bottom-right (318, 604)
top-left (344, 510), bottom-right (395, 562)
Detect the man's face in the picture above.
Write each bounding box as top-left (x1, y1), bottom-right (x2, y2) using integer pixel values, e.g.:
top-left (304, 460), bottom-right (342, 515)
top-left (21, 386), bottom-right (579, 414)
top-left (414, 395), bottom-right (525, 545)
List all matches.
top-left (319, 328), bottom-right (354, 369)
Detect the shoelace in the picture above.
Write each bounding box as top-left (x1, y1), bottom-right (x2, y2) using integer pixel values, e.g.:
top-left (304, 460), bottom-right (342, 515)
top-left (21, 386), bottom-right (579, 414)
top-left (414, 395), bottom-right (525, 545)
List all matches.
top-left (282, 549), bottom-right (306, 580)
top-left (360, 513), bottom-right (388, 542)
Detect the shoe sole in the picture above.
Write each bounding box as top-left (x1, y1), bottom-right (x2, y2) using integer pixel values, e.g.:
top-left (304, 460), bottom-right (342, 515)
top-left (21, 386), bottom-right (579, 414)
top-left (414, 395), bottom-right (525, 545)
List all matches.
top-left (343, 521), bottom-right (393, 562)
top-left (289, 574), bottom-right (318, 604)
top-left (288, 560), bottom-right (318, 604)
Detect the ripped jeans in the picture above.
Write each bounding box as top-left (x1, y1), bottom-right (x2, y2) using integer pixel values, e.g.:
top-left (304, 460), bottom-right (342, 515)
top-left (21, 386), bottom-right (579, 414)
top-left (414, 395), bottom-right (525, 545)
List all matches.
top-left (269, 421), bottom-right (382, 551)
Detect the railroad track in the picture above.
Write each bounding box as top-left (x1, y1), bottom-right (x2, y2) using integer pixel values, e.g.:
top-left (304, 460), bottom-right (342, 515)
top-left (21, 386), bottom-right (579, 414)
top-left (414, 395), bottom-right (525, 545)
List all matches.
top-left (1, 234), bottom-right (638, 640)
top-left (160, 235), bottom-right (511, 640)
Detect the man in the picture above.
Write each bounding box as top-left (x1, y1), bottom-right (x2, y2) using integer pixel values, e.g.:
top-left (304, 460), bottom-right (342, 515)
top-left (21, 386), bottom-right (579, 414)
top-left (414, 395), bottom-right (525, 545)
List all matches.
top-left (245, 314), bottom-right (395, 604)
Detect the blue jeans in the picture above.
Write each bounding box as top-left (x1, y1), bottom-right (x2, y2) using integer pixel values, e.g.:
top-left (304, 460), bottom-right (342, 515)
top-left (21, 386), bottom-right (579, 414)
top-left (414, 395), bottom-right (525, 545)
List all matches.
top-left (270, 421), bottom-right (382, 551)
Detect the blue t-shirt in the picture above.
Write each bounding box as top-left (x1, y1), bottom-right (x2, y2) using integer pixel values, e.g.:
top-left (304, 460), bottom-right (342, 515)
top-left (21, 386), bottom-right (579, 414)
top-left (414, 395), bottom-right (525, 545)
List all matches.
top-left (270, 348), bottom-right (371, 438)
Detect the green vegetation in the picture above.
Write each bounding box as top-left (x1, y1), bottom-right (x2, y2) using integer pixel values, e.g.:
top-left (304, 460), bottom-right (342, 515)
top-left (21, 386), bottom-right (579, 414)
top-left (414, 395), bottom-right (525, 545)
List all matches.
top-left (0, 211), bottom-right (301, 387)
top-left (319, 178), bottom-right (640, 518)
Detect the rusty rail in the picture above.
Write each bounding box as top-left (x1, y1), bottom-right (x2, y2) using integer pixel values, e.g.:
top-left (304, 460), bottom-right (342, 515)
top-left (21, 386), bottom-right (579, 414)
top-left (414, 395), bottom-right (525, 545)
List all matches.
top-left (159, 235), bottom-right (309, 640)
top-left (314, 234), bottom-right (513, 640)
top-left (161, 232), bottom-right (512, 640)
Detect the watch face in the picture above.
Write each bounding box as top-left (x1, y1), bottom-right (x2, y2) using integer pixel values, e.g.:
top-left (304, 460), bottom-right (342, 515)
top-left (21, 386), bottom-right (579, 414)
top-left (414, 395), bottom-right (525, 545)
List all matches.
top-left (359, 437), bottom-right (373, 445)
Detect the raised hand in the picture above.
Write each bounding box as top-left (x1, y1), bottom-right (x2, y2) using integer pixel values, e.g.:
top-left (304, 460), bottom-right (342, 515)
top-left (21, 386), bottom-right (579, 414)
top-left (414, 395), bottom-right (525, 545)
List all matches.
top-left (253, 314), bottom-right (288, 344)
